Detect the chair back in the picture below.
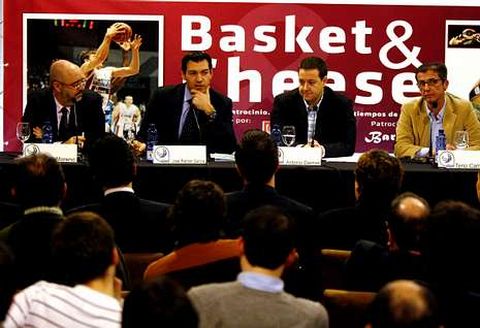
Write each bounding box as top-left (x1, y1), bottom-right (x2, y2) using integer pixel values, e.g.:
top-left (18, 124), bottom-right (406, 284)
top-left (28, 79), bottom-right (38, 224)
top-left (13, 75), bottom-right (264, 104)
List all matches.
top-left (323, 289), bottom-right (376, 328)
top-left (123, 252), bottom-right (164, 289)
top-left (319, 249), bottom-right (351, 289)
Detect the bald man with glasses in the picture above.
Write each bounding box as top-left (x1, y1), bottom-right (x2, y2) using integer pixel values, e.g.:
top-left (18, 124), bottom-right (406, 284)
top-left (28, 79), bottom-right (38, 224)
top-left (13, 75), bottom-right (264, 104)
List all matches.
top-left (395, 62), bottom-right (480, 158)
top-left (22, 59), bottom-right (105, 148)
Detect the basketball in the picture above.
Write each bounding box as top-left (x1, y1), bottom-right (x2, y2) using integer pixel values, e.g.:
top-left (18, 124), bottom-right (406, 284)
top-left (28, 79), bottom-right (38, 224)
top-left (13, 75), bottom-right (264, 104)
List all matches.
top-left (111, 23), bottom-right (132, 43)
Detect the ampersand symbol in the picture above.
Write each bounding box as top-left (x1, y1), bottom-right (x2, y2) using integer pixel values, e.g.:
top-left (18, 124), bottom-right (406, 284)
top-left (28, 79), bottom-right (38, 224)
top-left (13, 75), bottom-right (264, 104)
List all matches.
top-left (379, 20), bottom-right (422, 69)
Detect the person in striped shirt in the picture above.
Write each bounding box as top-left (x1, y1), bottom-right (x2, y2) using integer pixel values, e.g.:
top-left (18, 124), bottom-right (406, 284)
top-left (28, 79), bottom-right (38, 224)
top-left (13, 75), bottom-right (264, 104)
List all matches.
top-left (4, 211), bottom-right (122, 328)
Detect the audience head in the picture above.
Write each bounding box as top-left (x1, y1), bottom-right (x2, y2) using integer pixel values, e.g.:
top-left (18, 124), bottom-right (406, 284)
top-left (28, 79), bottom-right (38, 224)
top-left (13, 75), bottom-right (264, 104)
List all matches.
top-left (171, 180), bottom-right (226, 247)
top-left (235, 129), bottom-right (278, 185)
top-left (422, 200), bottom-right (480, 290)
top-left (355, 149), bottom-right (404, 206)
top-left (0, 242), bottom-right (15, 322)
top-left (13, 153), bottom-right (66, 209)
top-left (122, 276), bottom-right (198, 328)
top-left (88, 134), bottom-right (136, 189)
top-left (51, 211), bottom-right (117, 285)
top-left (50, 59), bottom-right (86, 105)
top-left (366, 280), bottom-right (441, 328)
top-left (389, 192), bottom-right (430, 251)
top-left (242, 205), bottom-right (295, 270)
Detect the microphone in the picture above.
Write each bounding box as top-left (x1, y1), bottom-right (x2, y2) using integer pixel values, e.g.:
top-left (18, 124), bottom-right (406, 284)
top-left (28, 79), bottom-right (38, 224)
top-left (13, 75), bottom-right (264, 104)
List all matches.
top-left (428, 101), bottom-right (438, 158)
top-left (72, 102), bottom-right (79, 146)
top-left (190, 102), bottom-right (203, 143)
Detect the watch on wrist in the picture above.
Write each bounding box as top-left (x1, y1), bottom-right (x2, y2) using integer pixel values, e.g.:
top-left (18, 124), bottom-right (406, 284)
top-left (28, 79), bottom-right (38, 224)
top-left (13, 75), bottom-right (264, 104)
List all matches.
top-left (208, 108), bottom-right (217, 121)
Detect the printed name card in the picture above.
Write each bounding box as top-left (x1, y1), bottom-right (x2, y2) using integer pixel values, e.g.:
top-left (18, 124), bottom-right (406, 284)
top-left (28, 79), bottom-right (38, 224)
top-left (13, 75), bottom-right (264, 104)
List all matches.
top-left (22, 143), bottom-right (78, 163)
top-left (437, 150), bottom-right (480, 169)
top-left (278, 147), bottom-right (323, 166)
top-left (152, 145), bottom-right (207, 164)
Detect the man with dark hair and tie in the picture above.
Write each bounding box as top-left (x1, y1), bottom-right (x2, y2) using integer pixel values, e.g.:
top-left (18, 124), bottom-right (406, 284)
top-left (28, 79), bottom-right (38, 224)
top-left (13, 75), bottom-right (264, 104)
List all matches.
top-left (22, 59), bottom-right (105, 148)
top-left (270, 56), bottom-right (356, 157)
top-left (133, 51), bottom-right (236, 155)
top-left (395, 62), bottom-right (480, 158)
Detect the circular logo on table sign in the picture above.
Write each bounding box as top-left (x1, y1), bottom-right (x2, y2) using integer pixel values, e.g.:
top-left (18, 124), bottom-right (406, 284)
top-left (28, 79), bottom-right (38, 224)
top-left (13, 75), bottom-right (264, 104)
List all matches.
top-left (153, 146), bottom-right (169, 162)
top-left (438, 150), bottom-right (455, 167)
top-left (24, 144), bottom-right (40, 156)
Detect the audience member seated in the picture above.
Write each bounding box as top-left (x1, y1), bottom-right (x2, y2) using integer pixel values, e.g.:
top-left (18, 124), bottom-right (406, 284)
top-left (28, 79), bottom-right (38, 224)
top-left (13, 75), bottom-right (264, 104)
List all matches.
top-left (225, 129), bottom-right (314, 251)
top-left (4, 211), bottom-right (122, 328)
top-left (69, 134), bottom-right (172, 253)
top-left (0, 154), bottom-right (66, 289)
top-left (0, 242), bottom-right (15, 326)
top-left (346, 192), bottom-right (429, 291)
top-left (365, 280), bottom-right (441, 328)
top-left (422, 200), bottom-right (480, 327)
top-left (225, 129), bottom-right (316, 297)
top-left (188, 205), bottom-right (329, 328)
top-left (144, 180), bottom-right (241, 287)
top-left (122, 276), bottom-right (198, 327)
top-left (317, 149), bottom-right (404, 249)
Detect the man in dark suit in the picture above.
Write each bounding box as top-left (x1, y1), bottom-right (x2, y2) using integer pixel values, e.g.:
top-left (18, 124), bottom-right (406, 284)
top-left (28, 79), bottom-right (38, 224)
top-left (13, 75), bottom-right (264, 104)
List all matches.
top-left (69, 134), bottom-right (172, 253)
top-left (345, 192), bottom-right (429, 291)
top-left (270, 56), bottom-right (356, 157)
top-left (224, 129), bottom-right (313, 242)
top-left (224, 130), bottom-right (315, 298)
top-left (134, 51), bottom-right (236, 155)
top-left (317, 149), bottom-right (404, 250)
top-left (23, 59), bottom-right (105, 148)
top-left (0, 154), bottom-right (66, 289)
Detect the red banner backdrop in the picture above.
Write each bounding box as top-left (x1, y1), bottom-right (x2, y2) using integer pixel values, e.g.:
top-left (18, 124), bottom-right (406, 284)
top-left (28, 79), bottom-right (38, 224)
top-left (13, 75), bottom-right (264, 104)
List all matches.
top-left (3, 0), bottom-right (480, 152)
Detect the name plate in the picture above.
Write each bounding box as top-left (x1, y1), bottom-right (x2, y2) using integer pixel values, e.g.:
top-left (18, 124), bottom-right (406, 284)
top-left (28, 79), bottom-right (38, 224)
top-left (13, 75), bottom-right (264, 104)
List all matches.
top-left (437, 150), bottom-right (480, 169)
top-left (23, 143), bottom-right (78, 163)
top-left (278, 147), bottom-right (323, 166)
top-left (152, 145), bottom-right (207, 164)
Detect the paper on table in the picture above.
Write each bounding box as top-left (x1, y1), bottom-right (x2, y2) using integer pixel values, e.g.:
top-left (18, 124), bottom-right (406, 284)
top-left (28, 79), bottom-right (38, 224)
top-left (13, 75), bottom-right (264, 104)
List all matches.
top-left (210, 153), bottom-right (235, 162)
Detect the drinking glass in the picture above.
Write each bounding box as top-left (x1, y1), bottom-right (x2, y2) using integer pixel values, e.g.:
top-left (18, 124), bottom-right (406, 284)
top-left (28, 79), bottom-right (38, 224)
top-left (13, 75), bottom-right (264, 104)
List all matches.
top-left (281, 125), bottom-right (296, 147)
top-left (16, 122), bottom-right (31, 146)
top-left (454, 130), bottom-right (469, 150)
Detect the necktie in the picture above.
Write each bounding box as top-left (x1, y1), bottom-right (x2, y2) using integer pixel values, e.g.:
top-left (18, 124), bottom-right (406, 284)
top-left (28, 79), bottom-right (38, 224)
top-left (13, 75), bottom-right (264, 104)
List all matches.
top-left (179, 102), bottom-right (200, 144)
top-left (58, 107), bottom-right (69, 141)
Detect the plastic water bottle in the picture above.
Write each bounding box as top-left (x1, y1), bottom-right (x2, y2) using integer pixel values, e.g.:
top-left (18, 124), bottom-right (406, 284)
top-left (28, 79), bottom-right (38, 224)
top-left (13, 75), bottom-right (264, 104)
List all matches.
top-left (42, 121), bottom-right (53, 143)
top-left (146, 123), bottom-right (158, 161)
top-left (435, 129), bottom-right (446, 162)
top-left (270, 124), bottom-right (282, 146)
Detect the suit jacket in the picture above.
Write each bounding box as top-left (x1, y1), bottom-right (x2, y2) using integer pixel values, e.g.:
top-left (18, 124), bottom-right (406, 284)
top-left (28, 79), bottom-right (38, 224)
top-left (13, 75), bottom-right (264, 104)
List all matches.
top-left (316, 204), bottom-right (389, 250)
top-left (68, 191), bottom-right (172, 253)
top-left (23, 88), bottom-right (105, 147)
top-left (345, 240), bottom-right (425, 291)
top-left (271, 86), bottom-right (356, 157)
top-left (225, 185), bottom-right (314, 250)
top-left (138, 83), bottom-right (237, 154)
top-left (394, 92), bottom-right (480, 158)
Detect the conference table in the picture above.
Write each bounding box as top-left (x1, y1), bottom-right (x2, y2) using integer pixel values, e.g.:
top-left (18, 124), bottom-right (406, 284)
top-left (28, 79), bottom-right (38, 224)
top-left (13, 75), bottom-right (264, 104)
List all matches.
top-left (0, 152), bottom-right (478, 214)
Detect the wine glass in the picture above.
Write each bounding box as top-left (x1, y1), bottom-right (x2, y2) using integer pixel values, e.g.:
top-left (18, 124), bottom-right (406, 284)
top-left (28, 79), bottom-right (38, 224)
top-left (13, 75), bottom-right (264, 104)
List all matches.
top-left (16, 122), bottom-right (31, 148)
top-left (281, 125), bottom-right (296, 147)
top-left (454, 130), bottom-right (469, 150)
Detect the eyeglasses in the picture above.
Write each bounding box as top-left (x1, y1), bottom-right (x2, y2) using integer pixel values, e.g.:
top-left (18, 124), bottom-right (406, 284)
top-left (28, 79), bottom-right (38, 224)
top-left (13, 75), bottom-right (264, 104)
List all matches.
top-left (417, 78), bottom-right (443, 88)
top-left (57, 79), bottom-right (86, 91)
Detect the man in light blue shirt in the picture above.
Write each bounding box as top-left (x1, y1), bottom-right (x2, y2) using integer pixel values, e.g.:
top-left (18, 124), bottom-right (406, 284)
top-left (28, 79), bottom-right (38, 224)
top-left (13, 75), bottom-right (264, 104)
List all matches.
top-left (188, 205), bottom-right (328, 328)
